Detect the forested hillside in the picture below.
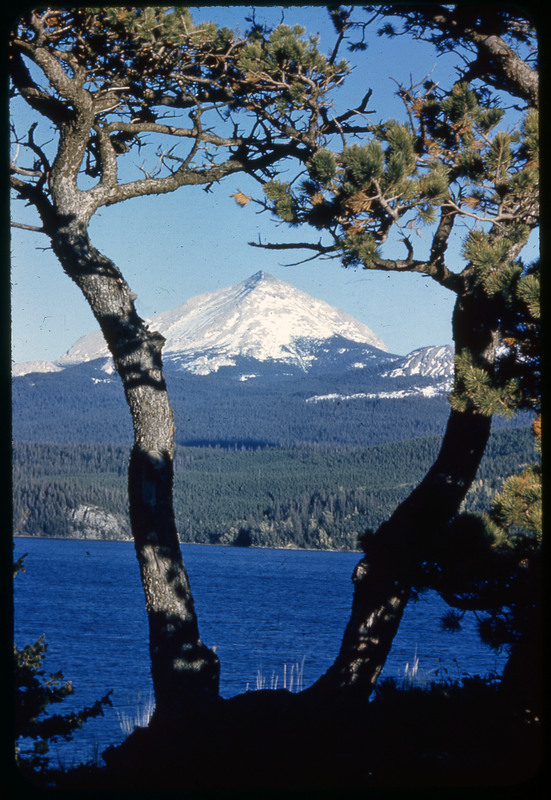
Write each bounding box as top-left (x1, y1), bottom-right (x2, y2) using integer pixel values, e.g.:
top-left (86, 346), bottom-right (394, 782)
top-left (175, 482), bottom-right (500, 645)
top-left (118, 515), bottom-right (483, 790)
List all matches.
top-left (13, 427), bottom-right (538, 550)
top-left (12, 364), bottom-right (531, 448)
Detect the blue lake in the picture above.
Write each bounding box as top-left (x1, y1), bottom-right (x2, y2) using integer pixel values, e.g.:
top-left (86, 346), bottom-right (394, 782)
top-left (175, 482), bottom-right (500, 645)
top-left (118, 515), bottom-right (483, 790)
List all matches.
top-left (13, 537), bottom-right (505, 767)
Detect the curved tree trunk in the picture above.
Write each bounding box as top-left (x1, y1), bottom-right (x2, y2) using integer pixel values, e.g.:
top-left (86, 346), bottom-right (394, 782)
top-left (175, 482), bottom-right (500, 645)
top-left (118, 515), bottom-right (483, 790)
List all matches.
top-left (310, 286), bottom-right (500, 697)
top-left (49, 219), bottom-right (219, 719)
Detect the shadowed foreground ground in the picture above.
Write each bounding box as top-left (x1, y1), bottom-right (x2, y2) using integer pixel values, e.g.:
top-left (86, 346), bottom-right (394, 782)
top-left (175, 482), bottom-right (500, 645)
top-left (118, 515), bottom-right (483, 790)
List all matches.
top-left (16, 677), bottom-right (542, 793)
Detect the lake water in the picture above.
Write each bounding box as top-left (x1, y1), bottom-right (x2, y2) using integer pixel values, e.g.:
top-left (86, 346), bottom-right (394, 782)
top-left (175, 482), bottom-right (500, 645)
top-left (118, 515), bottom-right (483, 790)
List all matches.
top-left (13, 537), bottom-right (505, 768)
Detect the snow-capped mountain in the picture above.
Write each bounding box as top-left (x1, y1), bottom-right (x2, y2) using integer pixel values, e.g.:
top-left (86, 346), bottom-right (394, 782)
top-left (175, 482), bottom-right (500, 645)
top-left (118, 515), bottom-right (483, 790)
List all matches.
top-left (12, 272), bottom-right (458, 447)
top-left (53, 271), bottom-right (388, 376)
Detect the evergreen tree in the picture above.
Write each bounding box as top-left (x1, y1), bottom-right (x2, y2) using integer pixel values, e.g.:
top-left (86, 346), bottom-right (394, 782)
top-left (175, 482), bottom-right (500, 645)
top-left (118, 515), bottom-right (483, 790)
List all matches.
top-left (433, 252), bottom-right (541, 715)
top-left (434, 458), bottom-right (542, 716)
top-left (13, 556), bottom-right (112, 774)
top-left (240, 6), bottom-right (539, 695)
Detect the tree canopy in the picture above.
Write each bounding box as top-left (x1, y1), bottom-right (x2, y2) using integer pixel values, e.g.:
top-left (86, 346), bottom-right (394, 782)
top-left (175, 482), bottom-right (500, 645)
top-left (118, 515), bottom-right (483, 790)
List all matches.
top-left (9, 6), bottom-right (358, 231)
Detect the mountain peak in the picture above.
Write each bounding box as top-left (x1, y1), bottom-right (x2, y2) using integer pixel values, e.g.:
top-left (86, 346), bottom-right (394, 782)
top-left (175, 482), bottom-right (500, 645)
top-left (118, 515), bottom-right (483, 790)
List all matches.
top-left (246, 270), bottom-right (272, 285)
top-left (238, 270), bottom-right (277, 295)
top-left (56, 272), bottom-right (388, 374)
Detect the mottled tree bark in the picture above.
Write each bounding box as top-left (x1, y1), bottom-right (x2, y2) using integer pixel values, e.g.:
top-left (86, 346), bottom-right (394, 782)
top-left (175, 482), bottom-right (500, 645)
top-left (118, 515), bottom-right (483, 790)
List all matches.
top-left (49, 219), bottom-right (219, 717)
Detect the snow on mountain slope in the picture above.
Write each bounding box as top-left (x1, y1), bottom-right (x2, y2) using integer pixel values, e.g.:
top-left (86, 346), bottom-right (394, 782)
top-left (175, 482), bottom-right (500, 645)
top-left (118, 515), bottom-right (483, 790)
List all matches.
top-left (305, 345), bottom-right (454, 403)
top-left (12, 273), bottom-right (456, 398)
top-left (55, 270), bottom-right (388, 374)
top-left (383, 345), bottom-right (454, 380)
top-left (11, 361), bottom-right (64, 378)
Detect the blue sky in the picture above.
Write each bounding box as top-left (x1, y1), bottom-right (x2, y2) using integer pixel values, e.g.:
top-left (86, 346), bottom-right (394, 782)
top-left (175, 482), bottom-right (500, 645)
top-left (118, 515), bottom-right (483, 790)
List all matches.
top-left (9, 5), bottom-right (537, 364)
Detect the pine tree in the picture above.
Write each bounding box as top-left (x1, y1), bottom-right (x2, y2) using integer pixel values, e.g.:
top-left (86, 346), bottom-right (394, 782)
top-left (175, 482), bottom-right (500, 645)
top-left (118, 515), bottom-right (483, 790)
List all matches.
top-left (241, 6), bottom-right (539, 696)
top-left (434, 250), bottom-right (541, 714)
top-left (13, 556), bottom-right (112, 774)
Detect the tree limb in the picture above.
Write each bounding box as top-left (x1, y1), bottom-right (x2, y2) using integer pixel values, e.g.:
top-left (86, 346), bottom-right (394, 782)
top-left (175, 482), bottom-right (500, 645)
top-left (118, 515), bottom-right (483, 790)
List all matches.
top-left (248, 237), bottom-right (462, 292)
top-left (249, 239), bottom-right (336, 257)
top-left (11, 221), bottom-right (46, 233)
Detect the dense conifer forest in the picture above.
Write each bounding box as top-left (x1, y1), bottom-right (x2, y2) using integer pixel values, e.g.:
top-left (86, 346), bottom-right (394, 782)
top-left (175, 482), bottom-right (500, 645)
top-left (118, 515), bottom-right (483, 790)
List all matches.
top-left (13, 368), bottom-right (458, 447)
top-left (13, 427), bottom-right (537, 550)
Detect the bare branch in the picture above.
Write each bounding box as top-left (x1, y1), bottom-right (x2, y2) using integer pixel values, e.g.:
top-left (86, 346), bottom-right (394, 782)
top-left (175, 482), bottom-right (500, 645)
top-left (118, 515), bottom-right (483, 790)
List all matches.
top-left (11, 221), bottom-right (46, 233)
top-left (249, 239), bottom-right (336, 257)
top-left (365, 254), bottom-right (462, 292)
top-left (328, 6), bottom-right (353, 65)
top-left (249, 235), bottom-right (462, 292)
top-left (99, 156), bottom-right (247, 207)
top-left (103, 120), bottom-right (244, 149)
top-left (10, 165), bottom-right (43, 178)
top-left (280, 251), bottom-right (338, 267)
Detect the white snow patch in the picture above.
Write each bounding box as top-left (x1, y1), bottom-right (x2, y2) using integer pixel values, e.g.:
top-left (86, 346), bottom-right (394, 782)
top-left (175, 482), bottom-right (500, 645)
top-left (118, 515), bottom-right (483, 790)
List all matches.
top-left (306, 382), bottom-right (449, 403)
top-left (11, 361), bottom-right (64, 377)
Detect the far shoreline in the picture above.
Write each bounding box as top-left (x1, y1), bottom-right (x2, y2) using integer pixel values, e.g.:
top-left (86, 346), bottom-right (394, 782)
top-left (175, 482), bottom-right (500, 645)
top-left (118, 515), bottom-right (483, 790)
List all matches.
top-left (13, 533), bottom-right (361, 554)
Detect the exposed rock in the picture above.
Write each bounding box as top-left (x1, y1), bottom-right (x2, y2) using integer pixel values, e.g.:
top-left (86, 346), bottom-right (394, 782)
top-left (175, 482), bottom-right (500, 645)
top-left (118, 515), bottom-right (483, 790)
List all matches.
top-left (69, 504), bottom-right (131, 540)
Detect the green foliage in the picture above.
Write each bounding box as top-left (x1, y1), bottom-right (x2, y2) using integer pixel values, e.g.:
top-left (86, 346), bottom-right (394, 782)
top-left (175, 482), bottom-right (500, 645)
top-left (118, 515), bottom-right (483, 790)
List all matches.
top-left (343, 143), bottom-right (384, 186)
top-left (462, 229), bottom-right (527, 298)
top-left (341, 230), bottom-right (380, 267)
top-left (418, 164), bottom-right (449, 203)
top-left (486, 132), bottom-right (513, 179)
top-left (463, 230), bottom-right (508, 276)
top-left (450, 254), bottom-right (540, 421)
top-left (450, 351), bottom-right (521, 417)
top-left (338, 124), bottom-right (419, 201)
top-left (491, 463), bottom-right (542, 539)
top-left (520, 108), bottom-right (539, 160)
top-left (381, 122), bottom-right (417, 184)
top-left (435, 512), bottom-right (507, 594)
top-left (236, 22), bottom-right (348, 113)
top-left (436, 460), bottom-right (541, 657)
top-left (13, 557), bottom-right (112, 771)
top-left (260, 70), bottom-right (537, 276)
top-left (516, 271), bottom-right (540, 319)
top-left (40, 7), bottom-right (237, 89)
top-left (107, 6), bottom-right (196, 42)
top-left (441, 82), bottom-right (480, 127)
top-left (434, 257), bottom-right (540, 662)
top-left (456, 150), bottom-right (486, 180)
top-left (477, 106), bottom-right (506, 133)
top-left (481, 259), bottom-right (523, 300)
top-left (13, 428), bottom-right (537, 552)
top-left (240, 24), bottom-right (327, 75)
top-left (438, 213), bottom-right (541, 670)
top-left (12, 7), bottom-right (350, 209)
top-left (307, 149), bottom-right (337, 187)
top-left (263, 180), bottom-right (297, 223)
top-left (495, 260), bottom-right (540, 423)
